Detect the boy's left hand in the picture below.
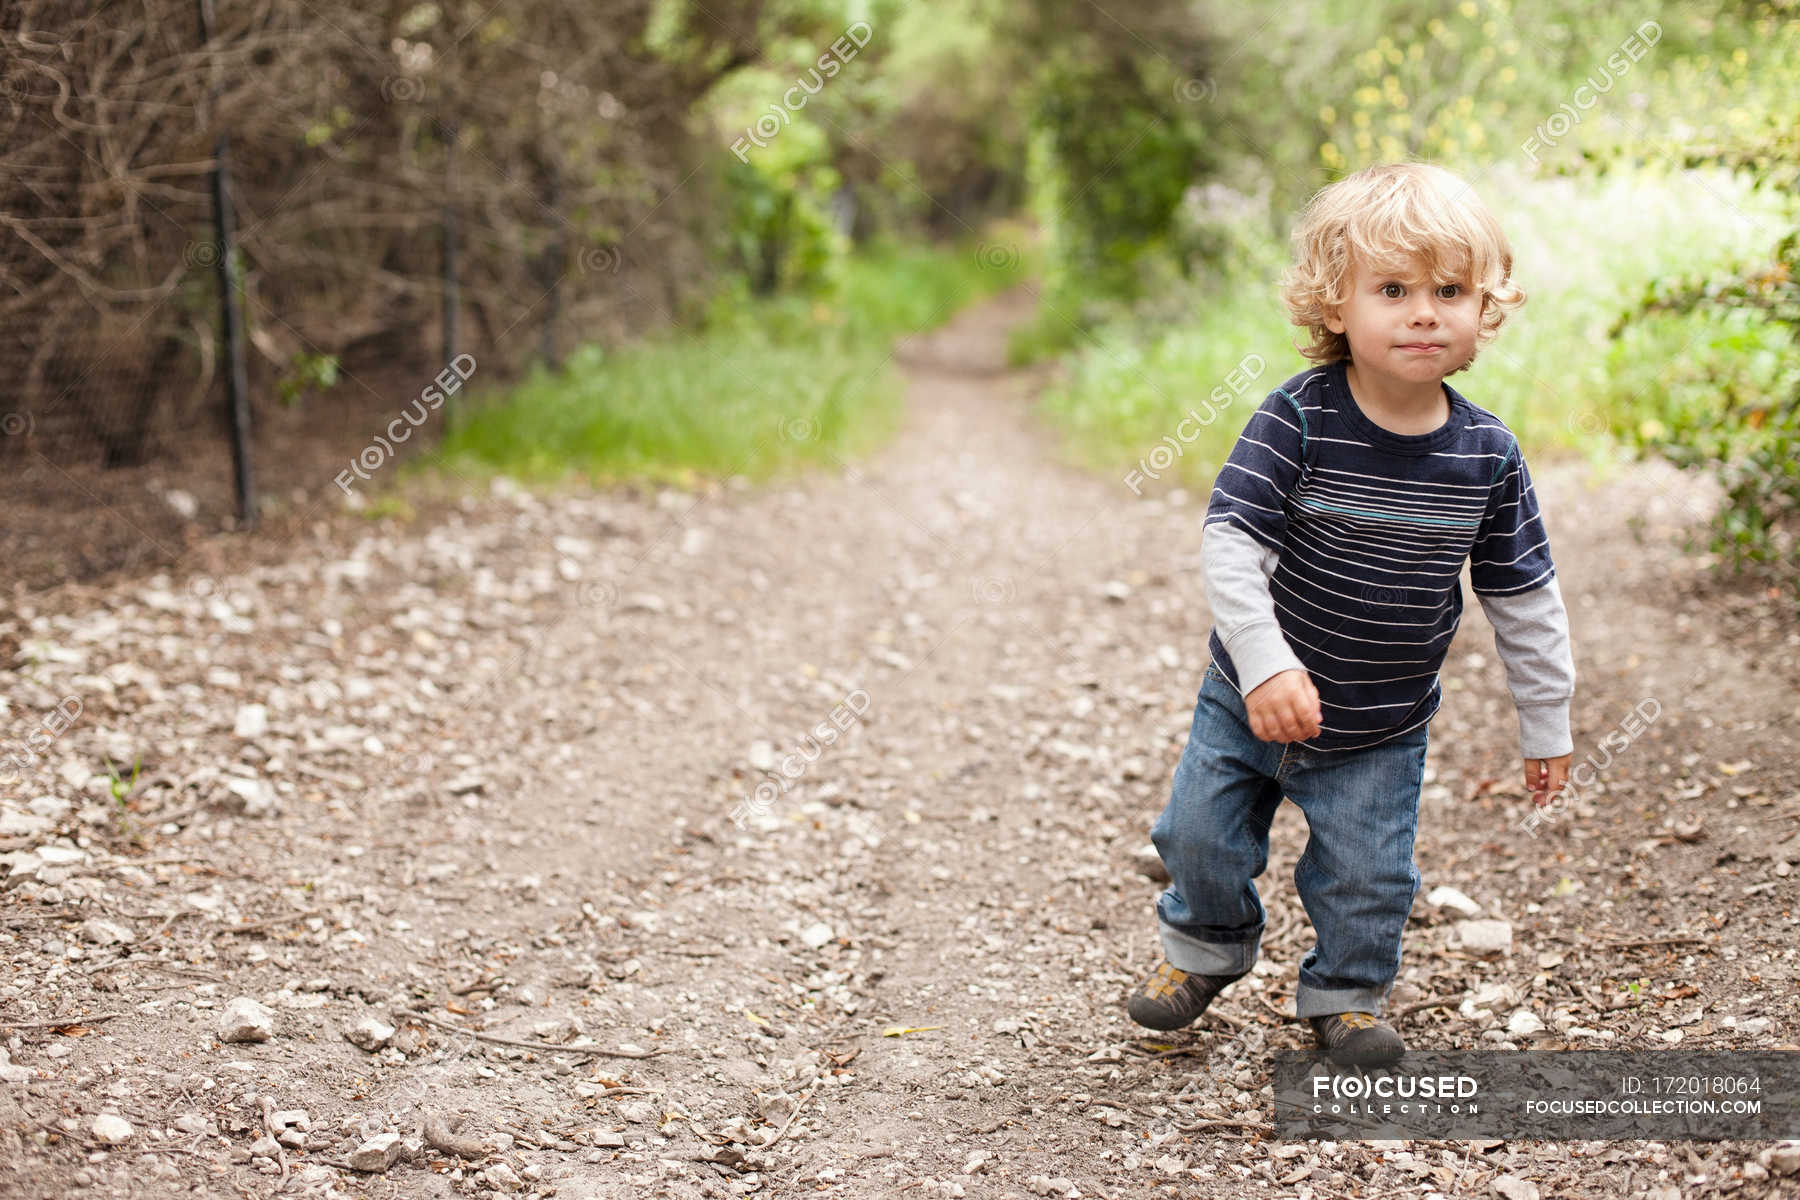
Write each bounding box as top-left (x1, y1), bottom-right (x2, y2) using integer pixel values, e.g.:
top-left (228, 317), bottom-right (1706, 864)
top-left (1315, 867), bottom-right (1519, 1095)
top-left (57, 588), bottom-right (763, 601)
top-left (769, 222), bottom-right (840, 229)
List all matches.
top-left (1523, 755), bottom-right (1571, 807)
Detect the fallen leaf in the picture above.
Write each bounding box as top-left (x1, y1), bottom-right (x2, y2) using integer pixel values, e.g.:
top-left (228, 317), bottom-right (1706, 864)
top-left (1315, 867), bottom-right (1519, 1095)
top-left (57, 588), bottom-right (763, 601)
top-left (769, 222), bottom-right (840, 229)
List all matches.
top-left (881, 1025), bottom-right (943, 1037)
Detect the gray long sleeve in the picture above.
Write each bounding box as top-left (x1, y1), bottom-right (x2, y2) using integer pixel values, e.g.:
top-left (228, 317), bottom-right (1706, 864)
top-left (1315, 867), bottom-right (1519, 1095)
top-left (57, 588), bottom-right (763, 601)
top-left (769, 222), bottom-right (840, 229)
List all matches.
top-left (1201, 521), bottom-right (1306, 697)
top-left (1476, 578), bottom-right (1576, 760)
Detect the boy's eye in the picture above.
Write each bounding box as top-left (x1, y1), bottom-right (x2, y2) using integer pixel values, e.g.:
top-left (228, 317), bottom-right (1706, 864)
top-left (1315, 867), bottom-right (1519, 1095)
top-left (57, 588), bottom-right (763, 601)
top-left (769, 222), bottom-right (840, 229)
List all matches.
top-left (1380, 283), bottom-right (1405, 299)
top-left (1437, 283), bottom-right (1463, 299)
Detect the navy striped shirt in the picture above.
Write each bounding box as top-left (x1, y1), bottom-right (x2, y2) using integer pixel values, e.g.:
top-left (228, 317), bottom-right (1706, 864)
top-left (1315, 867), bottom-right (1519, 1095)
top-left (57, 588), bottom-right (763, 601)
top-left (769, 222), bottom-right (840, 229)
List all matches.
top-left (1204, 357), bottom-right (1557, 751)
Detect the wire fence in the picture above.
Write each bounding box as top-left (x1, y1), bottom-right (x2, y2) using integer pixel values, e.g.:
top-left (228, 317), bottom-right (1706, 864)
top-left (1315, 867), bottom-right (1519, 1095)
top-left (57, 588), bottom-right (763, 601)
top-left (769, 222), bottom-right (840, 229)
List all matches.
top-left (1, 0), bottom-right (730, 593)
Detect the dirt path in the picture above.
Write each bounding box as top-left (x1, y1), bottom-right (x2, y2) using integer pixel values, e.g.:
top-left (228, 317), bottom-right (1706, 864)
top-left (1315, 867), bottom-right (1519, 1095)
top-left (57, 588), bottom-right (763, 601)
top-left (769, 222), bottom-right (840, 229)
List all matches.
top-left (3, 287), bottom-right (1799, 1199)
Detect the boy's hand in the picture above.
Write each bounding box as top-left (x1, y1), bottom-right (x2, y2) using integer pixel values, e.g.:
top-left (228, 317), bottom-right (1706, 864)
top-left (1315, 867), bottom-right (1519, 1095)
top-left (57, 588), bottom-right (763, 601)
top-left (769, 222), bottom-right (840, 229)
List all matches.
top-left (1245, 669), bottom-right (1322, 743)
top-left (1524, 755), bottom-right (1571, 806)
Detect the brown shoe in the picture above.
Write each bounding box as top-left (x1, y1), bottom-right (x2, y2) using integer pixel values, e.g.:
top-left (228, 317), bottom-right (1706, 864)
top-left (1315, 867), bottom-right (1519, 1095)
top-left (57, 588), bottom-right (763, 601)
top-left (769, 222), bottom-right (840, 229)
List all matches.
top-left (1309, 1011), bottom-right (1405, 1066)
top-left (1126, 960), bottom-right (1245, 1031)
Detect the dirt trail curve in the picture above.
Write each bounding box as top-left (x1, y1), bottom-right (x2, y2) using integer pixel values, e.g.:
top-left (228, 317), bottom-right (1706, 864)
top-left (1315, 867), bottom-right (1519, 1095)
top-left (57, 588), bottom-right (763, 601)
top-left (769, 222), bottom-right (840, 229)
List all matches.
top-left (3, 286), bottom-right (1799, 1199)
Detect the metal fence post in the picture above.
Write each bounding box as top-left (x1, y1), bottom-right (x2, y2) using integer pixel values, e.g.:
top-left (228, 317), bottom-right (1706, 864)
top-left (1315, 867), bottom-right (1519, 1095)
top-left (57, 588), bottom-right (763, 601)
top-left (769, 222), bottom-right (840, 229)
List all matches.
top-left (196, 0), bottom-right (255, 528)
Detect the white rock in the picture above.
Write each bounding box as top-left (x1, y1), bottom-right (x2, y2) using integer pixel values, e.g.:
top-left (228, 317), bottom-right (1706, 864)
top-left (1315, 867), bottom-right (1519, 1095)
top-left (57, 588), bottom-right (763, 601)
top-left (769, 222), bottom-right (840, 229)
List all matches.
top-left (1769, 1141), bottom-right (1800, 1174)
top-left (0, 811), bottom-right (53, 837)
top-left (349, 1132), bottom-right (404, 1172)
top-left (799, 922), bottom-right (834, 949)
top-left (233, 705), bottom-right (268, 738)
top-left (80, 919), bottom-right (135, 946)
top-left (90, 1114), bottom-right (134, 1144)
top-left (1491, 1177), bottom-right (1539, 1200)
top-left (222, 775), bottom-right (278, 818)
top-left (1426, 885), bottom-right (1481, 917)
top-left (1132, 844), bottom-right (1170, 882)
top-left (0, 1049), bottom-right (31, 1083)
top-left (1455, 919), bottom-right (1513, 955)
top-left (344, 1016), bottom-right (395, 1051)
top-left (218, 996), bottom-right (275, 1043)
top-left (1506, 1010), bottom-right (1545, 1036)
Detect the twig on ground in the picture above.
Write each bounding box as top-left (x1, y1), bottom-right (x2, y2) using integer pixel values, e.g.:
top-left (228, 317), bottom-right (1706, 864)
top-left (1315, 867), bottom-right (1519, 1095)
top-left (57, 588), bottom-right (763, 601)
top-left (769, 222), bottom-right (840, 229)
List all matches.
top-left (0, 1012), bottom-right (128, 1030)
top-left (1605, 935), bottom-right (1706, 950)
top-left (399, 1009), bottom-right (663, 1058)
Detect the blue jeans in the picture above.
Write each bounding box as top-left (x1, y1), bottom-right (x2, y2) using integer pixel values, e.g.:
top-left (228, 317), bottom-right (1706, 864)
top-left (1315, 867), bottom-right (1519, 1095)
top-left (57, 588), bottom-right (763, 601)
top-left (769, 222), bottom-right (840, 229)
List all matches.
top-left (1149, 659), bottom-right (1429, 1018)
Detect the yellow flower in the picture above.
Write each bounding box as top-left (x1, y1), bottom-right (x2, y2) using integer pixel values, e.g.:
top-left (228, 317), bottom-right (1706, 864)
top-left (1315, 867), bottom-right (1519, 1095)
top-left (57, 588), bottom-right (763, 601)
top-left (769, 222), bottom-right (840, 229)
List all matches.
top-left (1353, 109), bottom-right (1372, 128)
top-left (1459, 0), bottom-right (1478, 17)
top-left (1638, 418), bottom-right (1666, 441)
top-left (1319, 104), bottom-right (1337, 124)
top-left (1497, 66), bottom-right (1517, 85)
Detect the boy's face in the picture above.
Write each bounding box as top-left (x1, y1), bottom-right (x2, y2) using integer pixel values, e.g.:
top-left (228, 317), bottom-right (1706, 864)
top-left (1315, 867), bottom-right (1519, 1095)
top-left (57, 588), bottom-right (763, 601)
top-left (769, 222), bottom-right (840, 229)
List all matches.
top-left (1324, 254), bottom-right (1482, 389)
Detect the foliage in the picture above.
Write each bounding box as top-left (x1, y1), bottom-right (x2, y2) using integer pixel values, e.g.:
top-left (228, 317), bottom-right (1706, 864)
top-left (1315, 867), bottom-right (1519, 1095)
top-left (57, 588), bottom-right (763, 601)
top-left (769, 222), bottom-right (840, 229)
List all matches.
top-left (429, 237), bottom-right (1029, 485)
top-left (1597, 1), bottom-right (1800, 599)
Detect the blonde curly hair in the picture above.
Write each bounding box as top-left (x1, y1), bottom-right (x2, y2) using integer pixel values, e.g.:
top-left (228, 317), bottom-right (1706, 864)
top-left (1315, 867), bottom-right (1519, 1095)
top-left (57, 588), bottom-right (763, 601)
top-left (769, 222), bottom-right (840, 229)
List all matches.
top-left (1279, 162), bottom-right (1524, 370)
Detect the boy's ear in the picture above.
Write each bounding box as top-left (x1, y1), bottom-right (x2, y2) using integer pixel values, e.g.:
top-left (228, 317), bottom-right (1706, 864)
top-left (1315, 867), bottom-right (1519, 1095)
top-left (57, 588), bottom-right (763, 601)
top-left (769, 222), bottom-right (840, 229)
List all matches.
top-left (1322, 303), bottom-right (1345, 335)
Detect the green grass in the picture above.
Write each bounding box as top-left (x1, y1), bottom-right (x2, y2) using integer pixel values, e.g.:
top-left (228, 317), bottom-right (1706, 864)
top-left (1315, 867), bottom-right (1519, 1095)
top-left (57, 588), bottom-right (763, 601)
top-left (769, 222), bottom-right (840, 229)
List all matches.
top-left (1035, 162), bottom-right (1797, 490)
top-left (424, 234), bottom-right (1032, 489)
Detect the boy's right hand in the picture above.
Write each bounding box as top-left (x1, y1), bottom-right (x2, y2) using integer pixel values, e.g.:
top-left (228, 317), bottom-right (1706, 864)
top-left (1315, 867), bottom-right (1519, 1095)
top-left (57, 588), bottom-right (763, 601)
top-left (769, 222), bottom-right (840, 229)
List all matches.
top-left (1244, 669), bottom-right (1322, 743)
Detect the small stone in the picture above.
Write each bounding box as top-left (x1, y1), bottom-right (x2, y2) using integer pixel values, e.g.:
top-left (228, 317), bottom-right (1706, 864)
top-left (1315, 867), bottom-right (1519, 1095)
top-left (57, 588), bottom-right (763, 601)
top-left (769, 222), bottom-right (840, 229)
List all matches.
top-left (757, 1090), bottom-right (795, 1122)
top-left (1455, 919), bottom-right (1513, 955)
top-left (1492, 1177), bottom-right (1539, 1200)
top-left (349, 1132), bottom-right (403, 1172)
top-left (1506, 1010), bottom-right (1545, 1036)
top-left (592, 1131), bottom-right (626, 1148)
top-left (618, 1101), bottom-right (657, 1125)
top-left (248, 1134), bottom-right (281, 1158)
top-left (344, 1016), bottom-right (395, 1051)
top-left (218, 996), bottom-right (275, 1043)
top-left (1102, 580), bottom-right (1131, 602)
top-left (484, 1162), bottom-right (522, 1191)
top-left (799, 922), bottom-right (834, 950)
top-left (79, 919), bottom-right (135, 947)
top-left (1426, 885), bottom-right (1481, 916)
top-left (90, 1114), bottom-right (133, 1144)
top-left (0, 1049), bottom-right (33, 1083)
top-left (222, 775), bottom-right (278, 817)
top-left (531, 1017), bottom-right (580, 1043)
top-left (233, 704), bottom-right (268, 739)
top-left (1769, 1141), bottom-right (1800, 1175)
top-left (1132, 844), bottom-right (1170, 883)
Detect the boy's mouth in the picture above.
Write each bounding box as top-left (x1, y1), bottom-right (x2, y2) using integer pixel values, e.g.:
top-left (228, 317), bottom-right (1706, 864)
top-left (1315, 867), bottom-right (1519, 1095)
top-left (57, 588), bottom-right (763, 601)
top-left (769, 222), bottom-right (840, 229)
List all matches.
top-left (1398, 343), bottom-right (1443, 353)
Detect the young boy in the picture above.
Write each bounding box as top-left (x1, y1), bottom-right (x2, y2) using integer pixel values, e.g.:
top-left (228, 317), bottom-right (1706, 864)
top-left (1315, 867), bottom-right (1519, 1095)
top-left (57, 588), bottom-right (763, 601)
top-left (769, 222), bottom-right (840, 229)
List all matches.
top-left (1127, 162), bottom-right (1576, 1067)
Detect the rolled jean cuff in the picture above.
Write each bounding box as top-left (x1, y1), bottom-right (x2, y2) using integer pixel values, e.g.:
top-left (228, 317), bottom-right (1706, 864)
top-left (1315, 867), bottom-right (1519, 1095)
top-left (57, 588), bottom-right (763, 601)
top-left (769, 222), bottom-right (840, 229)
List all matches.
top-left (1294, 982), bottom-right (1390, 1020)
top-left (1159, 921), bottom-right (1259, 977)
